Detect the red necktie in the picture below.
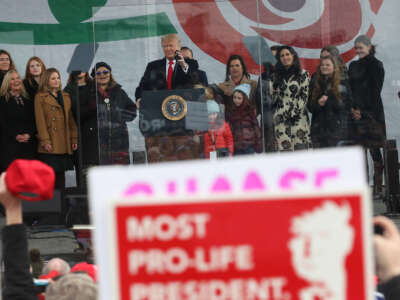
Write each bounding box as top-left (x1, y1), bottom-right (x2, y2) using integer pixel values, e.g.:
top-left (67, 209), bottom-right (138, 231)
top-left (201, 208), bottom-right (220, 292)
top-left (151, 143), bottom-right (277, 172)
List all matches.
top-left (167, 60), bottom-right (173, 90)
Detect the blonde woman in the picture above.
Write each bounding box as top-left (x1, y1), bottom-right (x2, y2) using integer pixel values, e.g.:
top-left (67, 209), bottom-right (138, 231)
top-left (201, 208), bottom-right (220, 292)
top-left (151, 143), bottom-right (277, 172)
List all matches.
top-left (35, 68), bottom-right (78, 189)
top-left (0, 50), bottom-right (16, 172)
top-left (0, 70), bottom-right (37, 170)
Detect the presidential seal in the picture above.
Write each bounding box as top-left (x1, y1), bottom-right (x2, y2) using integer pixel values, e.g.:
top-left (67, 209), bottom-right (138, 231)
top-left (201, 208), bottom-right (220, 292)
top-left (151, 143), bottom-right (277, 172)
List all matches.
top-left (161, 95), bottom-right (187, 121)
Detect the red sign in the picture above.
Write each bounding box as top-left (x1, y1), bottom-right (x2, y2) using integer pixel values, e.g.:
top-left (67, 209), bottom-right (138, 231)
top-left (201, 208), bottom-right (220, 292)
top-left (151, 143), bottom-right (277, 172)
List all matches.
top-left (112, 193), bottom-right (371, 300)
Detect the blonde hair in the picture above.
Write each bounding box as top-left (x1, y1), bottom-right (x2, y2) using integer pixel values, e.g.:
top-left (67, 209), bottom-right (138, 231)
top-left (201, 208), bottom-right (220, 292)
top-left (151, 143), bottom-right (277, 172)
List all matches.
top-left (39, 68), bottom-right (62, 93)
top-left (0, 70), bottom-right (28, 101)
top-left (25, 56), bottom-right (46, 84)
top-left (204, 87), bottom-right (215, 100)
top-left (193, 84), bottom-right (205, 89)
top-left (161, 34), bottom-right (181, 46)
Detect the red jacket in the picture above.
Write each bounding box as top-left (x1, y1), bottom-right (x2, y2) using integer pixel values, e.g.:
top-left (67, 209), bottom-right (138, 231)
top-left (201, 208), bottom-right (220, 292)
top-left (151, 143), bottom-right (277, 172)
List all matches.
top-left (204, 121), bottom-right (234, 158)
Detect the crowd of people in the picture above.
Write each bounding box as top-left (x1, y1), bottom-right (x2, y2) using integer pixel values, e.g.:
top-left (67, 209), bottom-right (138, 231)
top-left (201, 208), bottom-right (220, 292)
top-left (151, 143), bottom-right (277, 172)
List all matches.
top-left (0, 52), bottom-right (137, 192)
top-left (0, 33), bottom-right (387, 196)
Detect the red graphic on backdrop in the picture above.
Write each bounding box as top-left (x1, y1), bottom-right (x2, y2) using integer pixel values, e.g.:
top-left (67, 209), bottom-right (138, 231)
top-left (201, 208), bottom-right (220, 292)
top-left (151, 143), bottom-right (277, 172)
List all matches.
top-left (173, 0), bottom-right (381, 74)
top-left (252, 0), bottom-right (362, 49)
top-left (369, 0), bottom-right (384, 14)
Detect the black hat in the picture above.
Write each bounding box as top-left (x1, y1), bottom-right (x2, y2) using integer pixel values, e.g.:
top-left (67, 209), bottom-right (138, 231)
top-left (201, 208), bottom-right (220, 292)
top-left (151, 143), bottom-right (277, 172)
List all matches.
top-left (91, 62), bottom-right (112, 77)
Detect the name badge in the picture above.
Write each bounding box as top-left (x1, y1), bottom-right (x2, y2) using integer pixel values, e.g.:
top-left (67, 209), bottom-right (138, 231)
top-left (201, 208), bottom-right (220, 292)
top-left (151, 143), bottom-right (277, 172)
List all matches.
top-left (209, 151), bottom-right (217, 160)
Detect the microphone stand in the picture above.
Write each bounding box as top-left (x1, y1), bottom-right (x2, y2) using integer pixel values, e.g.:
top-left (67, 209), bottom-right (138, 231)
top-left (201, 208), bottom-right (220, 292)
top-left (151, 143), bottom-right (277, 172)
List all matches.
top-left (73, 73), bottom-right (83, 188)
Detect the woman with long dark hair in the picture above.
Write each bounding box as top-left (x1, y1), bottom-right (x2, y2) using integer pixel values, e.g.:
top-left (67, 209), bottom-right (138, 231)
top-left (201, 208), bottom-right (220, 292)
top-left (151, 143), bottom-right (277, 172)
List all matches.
top-left (218, 54), bottom-right (258, 113)
top-left (64, 71), bottom-right (93, 186)
top-left (308, 56), bottom-right (352, 148)
top-left (349, 35), bottom-right (386, 198)
top-left (0, 70), bottom-right (37, 170)
top-left (0, 50), bottom-right (16, 172)
top-left (64, 72), bottom-right (92, 121)
top-left (270, 46), bottom-right (311, 151)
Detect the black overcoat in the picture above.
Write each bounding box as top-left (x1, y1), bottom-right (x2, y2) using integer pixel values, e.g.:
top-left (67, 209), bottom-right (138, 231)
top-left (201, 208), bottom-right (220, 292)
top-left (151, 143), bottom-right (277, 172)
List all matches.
top-left (0, 95), bottom-right (37, 169)
top-left (135, 57), bottom-right (199, 99)
top-left (348, 54), bottom-right (386, 146)
top-left (81, 84), bottom-right (136, 165)
top-left (308, 78), bottom-right (353, 147)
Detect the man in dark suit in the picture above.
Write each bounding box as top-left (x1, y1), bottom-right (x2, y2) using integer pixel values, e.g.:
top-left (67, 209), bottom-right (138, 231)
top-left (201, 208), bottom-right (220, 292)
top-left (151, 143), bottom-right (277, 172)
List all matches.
top-left (135, 34), bottom-right (199, 105)
top-left (135, 34), bottom-right (202, 163)
top-left (181, 46), bottom-right (208, 87)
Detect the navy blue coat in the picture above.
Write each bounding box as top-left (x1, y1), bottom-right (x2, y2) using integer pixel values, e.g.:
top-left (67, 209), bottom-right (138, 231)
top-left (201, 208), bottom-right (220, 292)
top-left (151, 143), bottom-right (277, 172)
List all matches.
top-left (135, 57), bottom-right (199, 99)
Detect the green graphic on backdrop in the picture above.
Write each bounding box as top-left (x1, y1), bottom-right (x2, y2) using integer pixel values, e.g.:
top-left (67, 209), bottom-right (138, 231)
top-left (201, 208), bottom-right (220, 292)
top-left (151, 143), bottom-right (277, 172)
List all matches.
top-left (48, 0), bottom-right (107, 24)
top-left (0, 0), bottom-right (176, 45)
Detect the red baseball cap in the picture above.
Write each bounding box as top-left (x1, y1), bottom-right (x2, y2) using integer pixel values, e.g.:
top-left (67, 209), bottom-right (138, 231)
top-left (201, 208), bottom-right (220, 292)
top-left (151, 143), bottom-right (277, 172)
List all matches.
top-left (39, 270), bottom-right (61, 280)
top-left (5, 159), bottom-right (55, 202)
top-left (71, 262), bottom-right (98, 282)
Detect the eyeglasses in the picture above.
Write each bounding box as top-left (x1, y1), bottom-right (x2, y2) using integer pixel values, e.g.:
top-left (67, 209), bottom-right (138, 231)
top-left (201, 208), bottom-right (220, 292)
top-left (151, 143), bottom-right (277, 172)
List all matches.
top-left (0, 58), bottom-right (10, 62)
top-left (96, 70), bottom-right (110, 76)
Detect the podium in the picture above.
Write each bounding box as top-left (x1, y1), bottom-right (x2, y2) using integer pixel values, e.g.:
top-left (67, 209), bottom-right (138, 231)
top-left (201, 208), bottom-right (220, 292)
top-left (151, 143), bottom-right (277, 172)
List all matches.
top-left (139, 89), bottom-right (207, 162)
top-left (139, 88), bottom-right (207, 137)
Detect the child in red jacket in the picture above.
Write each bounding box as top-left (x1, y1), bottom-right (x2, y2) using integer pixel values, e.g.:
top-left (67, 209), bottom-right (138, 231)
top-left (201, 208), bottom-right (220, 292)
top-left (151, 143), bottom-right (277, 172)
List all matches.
top-left (204, 100), bottom-right (234, 159)
top-left (228, 84), bottom-right (262, 155)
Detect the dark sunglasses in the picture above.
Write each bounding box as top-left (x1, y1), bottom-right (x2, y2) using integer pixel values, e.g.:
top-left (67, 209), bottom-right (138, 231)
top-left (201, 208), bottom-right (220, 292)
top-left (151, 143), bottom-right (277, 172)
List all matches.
top-left (96, 70), bottom-right (110, 76)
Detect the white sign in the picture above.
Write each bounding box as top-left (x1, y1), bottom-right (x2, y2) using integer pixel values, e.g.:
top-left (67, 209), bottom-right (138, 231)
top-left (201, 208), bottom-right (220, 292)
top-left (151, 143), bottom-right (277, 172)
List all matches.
top-left (89, 147), bottom-right (370, 300)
